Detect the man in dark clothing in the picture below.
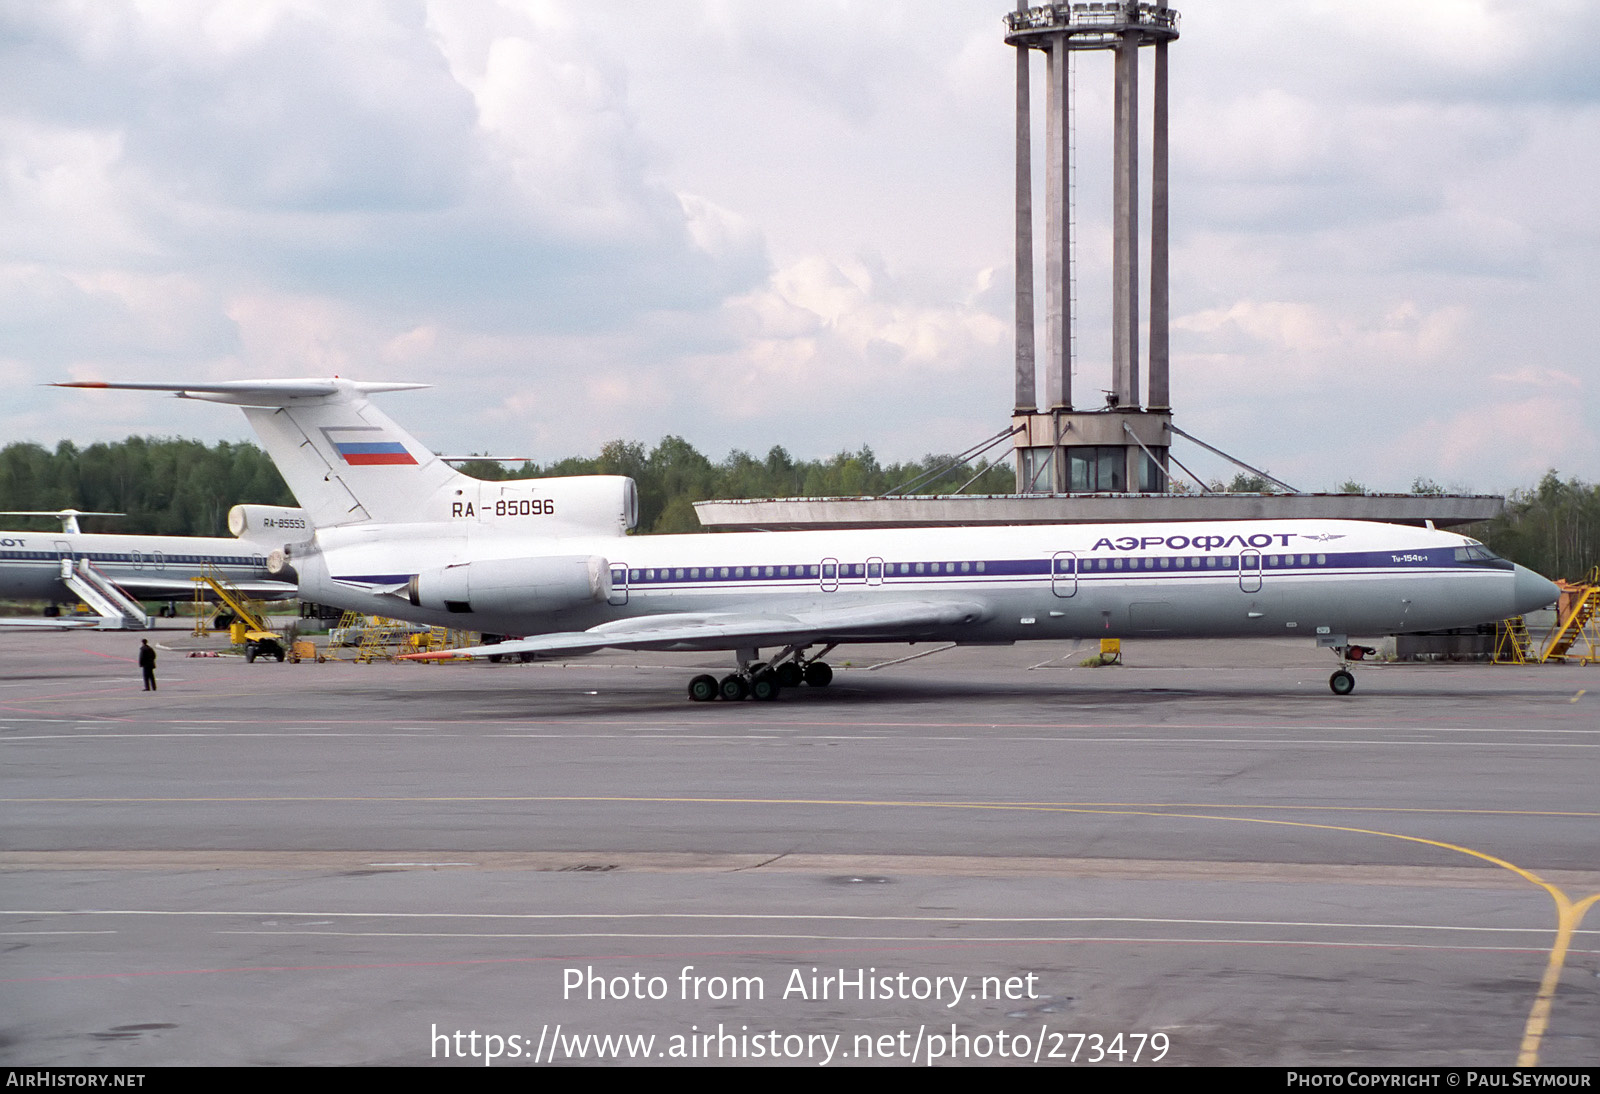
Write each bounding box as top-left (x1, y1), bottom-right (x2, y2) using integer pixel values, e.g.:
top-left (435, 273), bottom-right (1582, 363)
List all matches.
top-left (138, 639), bottom-right (157, 691)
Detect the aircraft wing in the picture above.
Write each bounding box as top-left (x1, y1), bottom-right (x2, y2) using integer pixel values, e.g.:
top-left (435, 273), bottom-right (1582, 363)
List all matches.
top-left (402, 599), bottom-right (990, 661)
top-left (113, 576), bottom-right (298, 599)
top-left (0, 617), bottom-right (102, 629)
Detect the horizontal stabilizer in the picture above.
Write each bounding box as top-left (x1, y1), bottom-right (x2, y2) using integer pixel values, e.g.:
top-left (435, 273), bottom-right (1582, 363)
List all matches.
top-left (54, 378), bottom-right (428, 406)
top-left (57, 377), bottom-right (456, 527)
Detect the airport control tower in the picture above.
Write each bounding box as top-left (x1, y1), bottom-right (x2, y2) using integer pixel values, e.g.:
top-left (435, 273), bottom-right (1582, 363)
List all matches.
top-left (1006, 2), bottom-right (1178, 494)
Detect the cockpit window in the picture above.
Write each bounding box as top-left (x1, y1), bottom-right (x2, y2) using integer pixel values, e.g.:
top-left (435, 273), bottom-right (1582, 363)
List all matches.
top-left (1454, 544), bottom-right (1511, 567)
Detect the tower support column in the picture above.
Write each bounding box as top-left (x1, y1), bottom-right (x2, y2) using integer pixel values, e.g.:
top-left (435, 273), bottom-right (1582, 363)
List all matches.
top-left (1013, 31), bottom-right (1036, 415)
top-left (1043, 37), bottom-right (1072, 412)
top-left (1148, 27), bottom-right (1170, 410)
top-left (1111, 24), bottom-right (1140, 411)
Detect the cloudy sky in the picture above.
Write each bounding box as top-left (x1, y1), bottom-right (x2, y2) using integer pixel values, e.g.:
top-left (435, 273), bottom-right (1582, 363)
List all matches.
top-left (2, 0), bottom-right (1596, 495)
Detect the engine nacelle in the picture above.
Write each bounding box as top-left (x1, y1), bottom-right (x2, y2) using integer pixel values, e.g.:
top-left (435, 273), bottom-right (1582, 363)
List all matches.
top-left (547, 476), bottom-right (637, 534)
top-left (464, 476), bottom-right (638, 535)
top-left (229, 505), bottom-right (313, 542)
top-left (407, 555), bottom-right (609, 616)
top-left (265, 549), bottom-right (298, 584)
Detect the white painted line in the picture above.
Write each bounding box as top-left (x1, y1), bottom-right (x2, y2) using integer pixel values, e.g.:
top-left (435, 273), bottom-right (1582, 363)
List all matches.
top-left (5, 909), bottom-right (1586, 935)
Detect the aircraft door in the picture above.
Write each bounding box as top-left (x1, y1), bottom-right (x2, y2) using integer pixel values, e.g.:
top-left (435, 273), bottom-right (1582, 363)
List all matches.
top-left (1051, 551), bottom-right (1078, 598)
top-left (54, 540), bottom-right (74, 562)
top-left (608, 563), bottom-right (629, 606)
top-left (1239, 550), bottom-right (1262, 593)
top-left (819, 558), bottom-right (839, 592)
top-left (866, 557), bottom-right (884, 587)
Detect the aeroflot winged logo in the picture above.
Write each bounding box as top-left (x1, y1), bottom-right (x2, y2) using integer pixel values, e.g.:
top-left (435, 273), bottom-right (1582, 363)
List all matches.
top-left (320, 426), bottom-right (417, 466)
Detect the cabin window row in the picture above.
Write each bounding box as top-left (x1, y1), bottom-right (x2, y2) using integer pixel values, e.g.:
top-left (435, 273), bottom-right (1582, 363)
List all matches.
top-left (0, 551), bottom-right (260, 565)
top-left (1062, 554), bottom-right (1330, 572)
top-left (620, 555), bottom-right (1348, 584)
top-left (624, 561), bottom-right (994, 583)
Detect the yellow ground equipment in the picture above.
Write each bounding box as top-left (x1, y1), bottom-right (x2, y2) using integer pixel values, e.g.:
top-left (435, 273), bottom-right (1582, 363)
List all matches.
top-left (1492, 617), bottom-right (1532, 664)
top-left (1540, 567), bottom-right (1599, 665)
top-left (405, 626), bottom-right (475, 662)
top-left (191, 564), bottom-right (286, 662)
top-left (328, 611), bottom-right (365, 649)
top-left (326, 612), bottom-right (473, 663)
top-left (353, 617), bottom-right (409, 663)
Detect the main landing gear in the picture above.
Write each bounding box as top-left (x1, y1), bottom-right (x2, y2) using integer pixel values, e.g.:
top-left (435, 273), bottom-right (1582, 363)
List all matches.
top-left (686, 644), bottom-right (836, 702)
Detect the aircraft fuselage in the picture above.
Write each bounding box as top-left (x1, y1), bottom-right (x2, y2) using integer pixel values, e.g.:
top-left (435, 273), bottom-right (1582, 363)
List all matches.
top-left (0, 530), bottom-right (294, 604)
top-left (298, 518), bottom-right (1538, 648)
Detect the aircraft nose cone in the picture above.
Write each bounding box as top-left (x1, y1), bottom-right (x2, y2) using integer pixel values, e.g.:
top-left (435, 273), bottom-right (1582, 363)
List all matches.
top-left (1513, 565), bottom-right (1559, 615)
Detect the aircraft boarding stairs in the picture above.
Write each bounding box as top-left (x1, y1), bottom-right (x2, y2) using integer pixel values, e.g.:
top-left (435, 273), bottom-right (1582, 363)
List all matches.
top-left (60, 557), bottom-right (152, 630)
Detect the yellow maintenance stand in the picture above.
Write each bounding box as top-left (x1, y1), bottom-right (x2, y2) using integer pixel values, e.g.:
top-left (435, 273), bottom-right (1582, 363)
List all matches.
top-left (1540, 567), bottom-right (1599, 665)
top-left (347, 617), bottom-right (474, 663)
top-left (1492, 617), bottom-right (1532, 664)
top-left (191, 564), bottom-right (286, 663)
top-left (354, 617), bottom-right (415, 663)
top-left (1496, 566), bottom-right (1600, 666)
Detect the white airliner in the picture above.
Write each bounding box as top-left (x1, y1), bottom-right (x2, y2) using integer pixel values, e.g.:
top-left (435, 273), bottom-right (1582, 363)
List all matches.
top-left (59, 378), bottom-right (1558, 696)
top-left (0, 507), bottom-right (304, 628)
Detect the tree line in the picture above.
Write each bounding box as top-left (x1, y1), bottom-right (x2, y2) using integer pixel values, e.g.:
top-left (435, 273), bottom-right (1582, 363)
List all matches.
top-left (0, 438), bottom-right (289, 537)
top-left (3, 437), bottom-right (1596, 580)
top-left (451, 439), bottom-right (1016, 534)
top-left (1474, 472), bottom-right (1600, 584)
top-left (0, 436), bottom-right (1013, 538)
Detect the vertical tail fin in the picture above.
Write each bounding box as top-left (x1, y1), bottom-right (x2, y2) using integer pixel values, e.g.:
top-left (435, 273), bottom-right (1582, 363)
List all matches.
top-left (239, 389), bottom-right (467, 526)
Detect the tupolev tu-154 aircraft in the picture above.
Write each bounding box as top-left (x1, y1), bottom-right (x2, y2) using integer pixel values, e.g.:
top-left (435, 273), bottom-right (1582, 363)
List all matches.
top-left (0, 506), bottom-right (303, 628)
top-left (60, 378), bottom-right (1558, 697)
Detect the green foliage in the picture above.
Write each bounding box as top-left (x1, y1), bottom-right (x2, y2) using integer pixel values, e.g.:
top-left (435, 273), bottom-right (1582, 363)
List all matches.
top-left (0, 437), bottom-right (293, 535)
top-left (1471, 472), bottom-right (1600, 582)
top-left (1, 435), bottom-right (1014, 536)
top-left (17, 436), bottom-right (1587, 580)
top-left (461, 437), bottom-right (1014, 533)
top-left (1335, 480), bottom-right (1367, 495)
top-left (1210, 473), bottom-right (1277, 494)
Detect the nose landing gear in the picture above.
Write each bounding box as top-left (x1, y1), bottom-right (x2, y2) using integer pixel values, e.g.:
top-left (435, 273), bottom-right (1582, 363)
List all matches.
top-left (1326, 642), bottom-right (1376, 695)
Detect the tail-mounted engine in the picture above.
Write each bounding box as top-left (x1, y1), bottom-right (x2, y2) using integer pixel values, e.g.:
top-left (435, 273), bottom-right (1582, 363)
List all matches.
top-left (407, 556), bottom-right (609, 615)
top-left (454, 476), bottom-right (638, 536)
top-left (229, 505), bottom-right (313, 544)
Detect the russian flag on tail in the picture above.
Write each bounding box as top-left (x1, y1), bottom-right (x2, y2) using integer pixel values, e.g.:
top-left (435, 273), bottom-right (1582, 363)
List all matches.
top-left (334, 440), bottom-right (416, 465)
top-left (322, 427), bottom-right (418, 466)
